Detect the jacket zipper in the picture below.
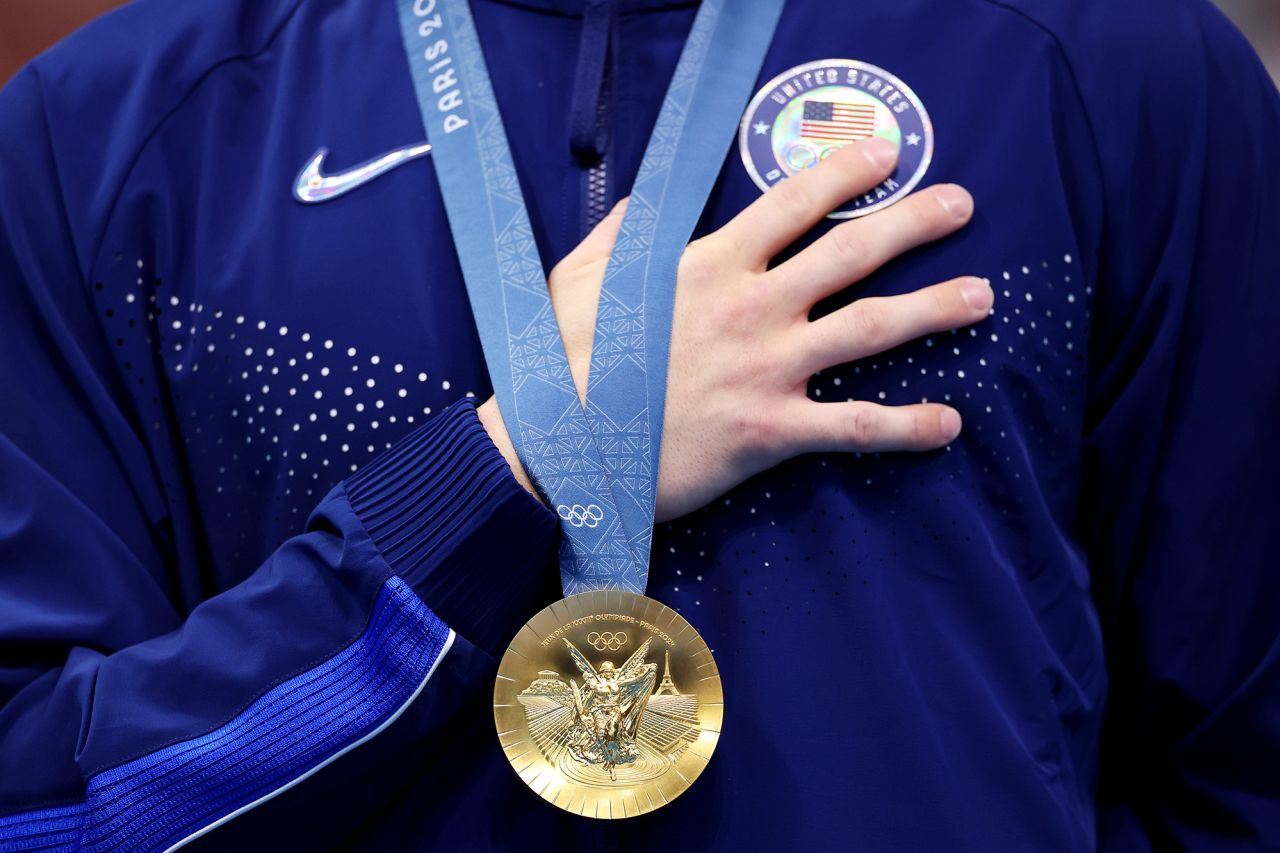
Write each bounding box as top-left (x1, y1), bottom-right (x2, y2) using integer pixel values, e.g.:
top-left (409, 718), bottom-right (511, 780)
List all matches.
top-left (570, 0), bottom-right (617, 231)
top-left (584, 71), bottom-right (612, 229)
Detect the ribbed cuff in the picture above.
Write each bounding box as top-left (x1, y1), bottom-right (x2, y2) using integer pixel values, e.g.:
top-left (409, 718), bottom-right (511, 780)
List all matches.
top-left (345, 399), bottom-right (561, 658)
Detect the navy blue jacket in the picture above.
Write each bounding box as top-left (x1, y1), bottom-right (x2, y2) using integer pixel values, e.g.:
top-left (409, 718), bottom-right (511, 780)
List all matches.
top-left (1, 0), bottom-right (1277, 849)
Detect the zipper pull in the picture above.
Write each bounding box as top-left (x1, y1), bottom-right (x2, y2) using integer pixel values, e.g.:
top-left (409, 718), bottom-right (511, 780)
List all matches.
top-left (569, 0), bottom-right (616, 167)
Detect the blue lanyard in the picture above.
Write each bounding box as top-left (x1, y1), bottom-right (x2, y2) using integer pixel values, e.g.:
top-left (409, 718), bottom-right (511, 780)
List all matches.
top-left (396, 0), bottom-right (783, 595)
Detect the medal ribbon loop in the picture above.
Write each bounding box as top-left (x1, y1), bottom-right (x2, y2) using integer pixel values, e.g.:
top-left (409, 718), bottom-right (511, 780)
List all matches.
top-left (395, 0), bottom-right (783, 594)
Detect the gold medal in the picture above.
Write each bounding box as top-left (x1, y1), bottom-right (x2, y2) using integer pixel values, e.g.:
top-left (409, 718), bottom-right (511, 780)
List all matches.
top-left (493, 590), bottom-right (723, 818)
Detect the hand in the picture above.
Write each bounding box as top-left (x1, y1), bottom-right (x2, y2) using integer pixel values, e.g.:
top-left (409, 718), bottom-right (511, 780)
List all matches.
top-left (481, 137), bottom-right (991, 522)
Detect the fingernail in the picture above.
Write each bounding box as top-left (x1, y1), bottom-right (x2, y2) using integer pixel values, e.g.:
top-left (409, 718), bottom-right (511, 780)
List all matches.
top-left (936, 185), bottom-right (973, 219)
top-left (862, 138), bottom-right (898, 169)
top-left (939, 408), bottom-right (962, 441)
top-left (959, 277), bottom-right (993, 312)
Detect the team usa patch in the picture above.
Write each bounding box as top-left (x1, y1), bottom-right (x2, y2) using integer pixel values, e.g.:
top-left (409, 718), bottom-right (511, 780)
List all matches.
top-left (739, 59), bottom-right (934, 219)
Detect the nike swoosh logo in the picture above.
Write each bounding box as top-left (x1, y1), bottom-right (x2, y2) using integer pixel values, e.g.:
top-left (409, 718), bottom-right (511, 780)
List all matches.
top-left (293, 143), bottom-right (432, 204)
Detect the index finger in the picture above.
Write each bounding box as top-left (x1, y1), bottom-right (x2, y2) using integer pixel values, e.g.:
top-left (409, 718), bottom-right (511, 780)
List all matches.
top-left (710, 137), bottom-right (899, 269)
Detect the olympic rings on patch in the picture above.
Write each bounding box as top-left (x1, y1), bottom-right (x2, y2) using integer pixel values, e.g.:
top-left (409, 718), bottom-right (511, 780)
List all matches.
top-left (556, 503), bottom-right (604, 528)
top-left (587, 631), bottom-right (627, 651)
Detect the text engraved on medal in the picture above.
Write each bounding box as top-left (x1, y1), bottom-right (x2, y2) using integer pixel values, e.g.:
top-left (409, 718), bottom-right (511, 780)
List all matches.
top-left (540, 613), bottom-right (677, 648)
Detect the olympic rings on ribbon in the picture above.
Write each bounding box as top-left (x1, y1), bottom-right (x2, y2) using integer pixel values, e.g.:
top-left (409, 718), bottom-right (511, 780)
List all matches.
top-left (587, 631), bottom-right (628, 651)
top-left (556, 503), bottom-right (605, 528)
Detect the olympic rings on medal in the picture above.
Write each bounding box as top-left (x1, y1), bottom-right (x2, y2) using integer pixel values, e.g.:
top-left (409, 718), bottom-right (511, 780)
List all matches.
top-left (587, 631), bottom-right (628, 651)
top-left (556, 503), bottom-right (605, 528)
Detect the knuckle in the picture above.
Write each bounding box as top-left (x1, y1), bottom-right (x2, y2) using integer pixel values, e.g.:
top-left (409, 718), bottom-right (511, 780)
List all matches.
top-left (928, 286), bottom-right (957, 322)
top-left (731, 343), bottom-right (772, 387)
top-left (827, 224), bottom-right (868, 268)
top-left (906, 193), bottom-right (941, 232)
top-left (847, 299), bottom-right (887, 346)
top-left (678, 242), bottom-right (719, 286)
top-left (714, 293), bottom-right (754, 335)
top-left (736, 406), bottom-right (782, 453)
top-left (770, 178), bottom-right (816, 220)
top-left (848, 402), bottom-right (879, 447)
top-left (711, 285), bottom-right (771, 337)
top-left (910, 409), bottom-right (934, 445)
top-left (743, 275), bottom-right (776, 312)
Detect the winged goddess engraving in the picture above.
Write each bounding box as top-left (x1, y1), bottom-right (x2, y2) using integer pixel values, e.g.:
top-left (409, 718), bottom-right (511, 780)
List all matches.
top-left (514, 631), bottom-right (702, 786)
top-left (562, 637), bottom-right (658, 779)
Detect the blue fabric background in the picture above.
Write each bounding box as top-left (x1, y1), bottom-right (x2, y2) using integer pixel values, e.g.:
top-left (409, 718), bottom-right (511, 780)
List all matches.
top-left (0, 0), bottom-right (1276, 849)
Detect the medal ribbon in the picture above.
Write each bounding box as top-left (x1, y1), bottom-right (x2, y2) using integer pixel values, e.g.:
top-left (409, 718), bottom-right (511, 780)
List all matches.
top-left (395, 0), bottom-right (783, 595)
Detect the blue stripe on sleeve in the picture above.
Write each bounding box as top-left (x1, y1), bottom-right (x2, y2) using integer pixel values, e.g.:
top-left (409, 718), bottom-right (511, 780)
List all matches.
top-left (0, 804), bottom-right (82, 851)
top-left (0, 576), bottom-right (451, 852)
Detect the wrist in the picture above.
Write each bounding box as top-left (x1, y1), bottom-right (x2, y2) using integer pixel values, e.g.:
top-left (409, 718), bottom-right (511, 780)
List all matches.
top-left (476, 396), bottom-right (543, 504)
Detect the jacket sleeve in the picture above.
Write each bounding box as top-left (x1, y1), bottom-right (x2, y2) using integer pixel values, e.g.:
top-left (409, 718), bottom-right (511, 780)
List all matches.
top-left (1078, 3), bottom-right (1280, 848)
top-left (0, 66), bottom-right (559, 850)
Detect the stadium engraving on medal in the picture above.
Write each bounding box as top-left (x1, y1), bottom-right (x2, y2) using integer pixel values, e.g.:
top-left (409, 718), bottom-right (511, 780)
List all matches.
top-left (739, 58), bottom-right (934, 218)
top-left (494, 591), bottom-right (723, 818)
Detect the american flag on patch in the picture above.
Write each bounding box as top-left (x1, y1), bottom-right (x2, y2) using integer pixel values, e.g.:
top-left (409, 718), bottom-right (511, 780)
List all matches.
top-left (800, 100), bottom-right (878, 142)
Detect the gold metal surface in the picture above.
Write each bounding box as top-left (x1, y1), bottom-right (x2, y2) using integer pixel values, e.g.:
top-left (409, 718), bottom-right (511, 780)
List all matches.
top-left (493, 590), bottom-right (723, 818)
